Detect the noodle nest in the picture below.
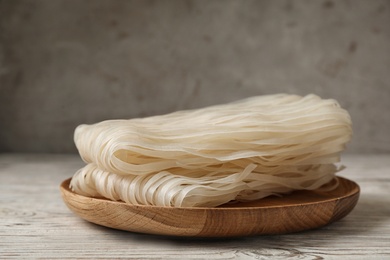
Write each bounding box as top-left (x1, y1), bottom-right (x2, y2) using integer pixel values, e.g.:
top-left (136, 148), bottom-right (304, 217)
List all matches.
top-left (70, 94), bottom-right (352, 207)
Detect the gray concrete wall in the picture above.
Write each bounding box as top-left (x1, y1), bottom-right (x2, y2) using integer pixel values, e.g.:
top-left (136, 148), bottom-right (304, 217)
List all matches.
top-left (0, 0), bottom-right (389, 153)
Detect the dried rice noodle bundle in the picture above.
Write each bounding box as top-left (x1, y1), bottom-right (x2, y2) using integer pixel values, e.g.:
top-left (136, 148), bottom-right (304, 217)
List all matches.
top-left (70, 94), bottom-right (352, 207)
top-left (70, 162), bottom-right (339, 207)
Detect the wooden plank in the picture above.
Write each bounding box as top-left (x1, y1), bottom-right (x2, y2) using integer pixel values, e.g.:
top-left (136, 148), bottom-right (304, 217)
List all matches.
top-left (1, 154), bottom-right (389, 259)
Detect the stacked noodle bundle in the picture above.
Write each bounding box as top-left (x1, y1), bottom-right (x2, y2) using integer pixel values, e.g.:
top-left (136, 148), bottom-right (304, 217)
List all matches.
top-left (70, 94), bottom-right (352, 207)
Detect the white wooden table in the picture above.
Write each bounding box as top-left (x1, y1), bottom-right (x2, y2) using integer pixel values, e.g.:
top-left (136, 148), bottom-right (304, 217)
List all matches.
top-left (1, 154), bottom-right (389, 259)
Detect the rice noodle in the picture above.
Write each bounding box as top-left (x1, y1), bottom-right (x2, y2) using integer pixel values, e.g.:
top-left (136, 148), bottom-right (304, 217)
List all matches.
top-left (70, 94), bottom-right (352, 207)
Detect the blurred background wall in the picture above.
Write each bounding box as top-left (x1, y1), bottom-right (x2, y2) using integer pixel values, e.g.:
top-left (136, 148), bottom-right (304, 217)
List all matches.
top-left (0, 0), bottom-right (389, 154)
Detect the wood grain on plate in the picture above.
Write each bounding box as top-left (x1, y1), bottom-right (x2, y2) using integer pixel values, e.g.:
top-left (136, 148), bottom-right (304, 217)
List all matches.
top-left (60, 177), bottom-right (359, 237)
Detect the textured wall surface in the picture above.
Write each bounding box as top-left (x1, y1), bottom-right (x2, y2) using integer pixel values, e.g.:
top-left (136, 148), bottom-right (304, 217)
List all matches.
top-left (0, 0), bottom-right (389, 153)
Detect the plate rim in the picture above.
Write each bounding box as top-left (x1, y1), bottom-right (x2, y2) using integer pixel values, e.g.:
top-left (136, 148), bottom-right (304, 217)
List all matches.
top-left (60, 176), bottom-right (360, 210)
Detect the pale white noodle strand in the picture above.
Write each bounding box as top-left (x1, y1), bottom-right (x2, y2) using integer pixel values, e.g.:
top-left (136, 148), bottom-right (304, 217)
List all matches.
top-left (70, 94), bottom-right (352, 207)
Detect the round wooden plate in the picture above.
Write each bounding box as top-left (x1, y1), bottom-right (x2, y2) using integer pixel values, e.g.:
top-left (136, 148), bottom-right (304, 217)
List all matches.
top-left (60, 177), bottom-right (359, 237)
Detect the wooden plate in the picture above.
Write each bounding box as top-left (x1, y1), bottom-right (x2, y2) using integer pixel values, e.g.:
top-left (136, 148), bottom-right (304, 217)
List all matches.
top-left (60, 177), bottom-right (359, 237)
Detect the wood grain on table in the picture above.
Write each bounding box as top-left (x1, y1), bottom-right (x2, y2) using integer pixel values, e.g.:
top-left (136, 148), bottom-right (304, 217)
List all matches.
top-left (1, 154), bottom-right (389, 259)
